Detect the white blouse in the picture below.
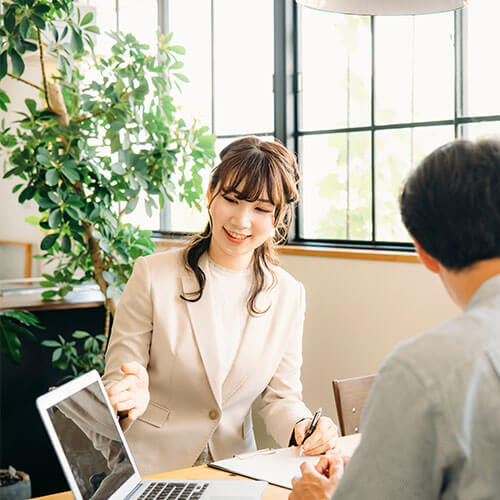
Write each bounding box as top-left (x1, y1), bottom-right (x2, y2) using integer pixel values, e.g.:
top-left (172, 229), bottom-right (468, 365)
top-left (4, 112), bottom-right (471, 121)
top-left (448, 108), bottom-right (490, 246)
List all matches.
top-left (207, 258), bottom-right (252, 382)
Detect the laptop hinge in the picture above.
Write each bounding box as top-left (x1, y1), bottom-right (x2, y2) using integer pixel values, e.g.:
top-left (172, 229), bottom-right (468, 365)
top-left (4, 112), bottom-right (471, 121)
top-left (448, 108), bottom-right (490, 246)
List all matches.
top-left (125, 482), bottom-right (144, 499)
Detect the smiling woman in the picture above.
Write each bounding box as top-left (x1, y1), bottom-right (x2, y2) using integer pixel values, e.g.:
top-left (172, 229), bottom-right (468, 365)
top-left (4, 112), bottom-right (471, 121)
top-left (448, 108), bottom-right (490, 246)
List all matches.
top-left (101, 136), bottom-right (338, 476)
top-left (185, 137), bottom-right (301, 313)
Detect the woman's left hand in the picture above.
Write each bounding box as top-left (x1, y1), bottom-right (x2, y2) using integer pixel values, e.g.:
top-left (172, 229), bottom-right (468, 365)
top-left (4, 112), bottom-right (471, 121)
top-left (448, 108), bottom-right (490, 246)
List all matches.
top-left (293, 417), bottom-right (338, 455)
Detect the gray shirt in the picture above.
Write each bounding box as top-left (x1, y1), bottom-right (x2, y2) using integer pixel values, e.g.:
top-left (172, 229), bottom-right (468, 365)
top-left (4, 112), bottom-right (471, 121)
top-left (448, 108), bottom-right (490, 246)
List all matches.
top-left (332, 274), bottom-right (500, 500)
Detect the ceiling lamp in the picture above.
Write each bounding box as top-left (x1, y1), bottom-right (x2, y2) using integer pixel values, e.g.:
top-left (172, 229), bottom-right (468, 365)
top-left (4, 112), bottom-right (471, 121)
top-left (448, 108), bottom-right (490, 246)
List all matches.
top-left (295, 0), bottom-right (467, 16)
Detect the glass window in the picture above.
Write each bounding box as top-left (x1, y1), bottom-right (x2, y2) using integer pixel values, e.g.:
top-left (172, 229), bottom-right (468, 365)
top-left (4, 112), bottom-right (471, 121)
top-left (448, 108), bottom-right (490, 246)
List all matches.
top-left (164, 0), bottom-right (274, 233)
top-left (375, 125), bottom-right (454, 242)
top-left (297, 2), bottom-right (500, 248)
top-left (300, 10), bottom-right (371, 131)
top-left (300, 132), bottom-right (372, 240)
top-left (213, 0), bottom-right (274, 136)
top-left (168, 0), bottom-right (212, 127)
top-left (463, 0), bottom-right (500, 116)
top-left (118, 0), bottom-right (158, 51)
top-left (460, 122), bottom-right (500, 141)
top-left (375, 14), bottom-right (454, 125)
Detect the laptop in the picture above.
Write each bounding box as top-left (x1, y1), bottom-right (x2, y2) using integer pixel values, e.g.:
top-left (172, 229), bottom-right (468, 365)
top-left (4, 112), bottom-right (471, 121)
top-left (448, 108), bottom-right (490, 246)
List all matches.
top-left (36, 370), bottom-right (267, 500)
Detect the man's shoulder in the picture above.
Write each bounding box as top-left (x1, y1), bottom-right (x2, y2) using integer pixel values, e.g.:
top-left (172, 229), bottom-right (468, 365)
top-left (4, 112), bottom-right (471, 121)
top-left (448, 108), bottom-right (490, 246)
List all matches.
top-left (386, 310), bottom-right (497, 391)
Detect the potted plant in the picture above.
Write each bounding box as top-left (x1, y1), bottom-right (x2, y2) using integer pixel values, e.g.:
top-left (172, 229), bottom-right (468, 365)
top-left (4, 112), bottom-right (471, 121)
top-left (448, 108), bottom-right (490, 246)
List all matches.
top-left (0, 466), bottom-right (31, 500)
top-left (0, 0), bottom-right (215, 368)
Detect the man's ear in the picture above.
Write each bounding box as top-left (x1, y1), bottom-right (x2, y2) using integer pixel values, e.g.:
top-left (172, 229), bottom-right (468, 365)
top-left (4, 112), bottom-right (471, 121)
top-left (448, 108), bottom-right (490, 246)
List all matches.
top-left (413, 239), bottom-right (440, 274)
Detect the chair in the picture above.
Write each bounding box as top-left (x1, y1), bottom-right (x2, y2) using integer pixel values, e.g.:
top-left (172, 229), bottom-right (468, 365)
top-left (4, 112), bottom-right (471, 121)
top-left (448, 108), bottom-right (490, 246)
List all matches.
top-left (332, 375), bottom-right (376, 436)
top-left (0, 240), bottom-right (32, 279)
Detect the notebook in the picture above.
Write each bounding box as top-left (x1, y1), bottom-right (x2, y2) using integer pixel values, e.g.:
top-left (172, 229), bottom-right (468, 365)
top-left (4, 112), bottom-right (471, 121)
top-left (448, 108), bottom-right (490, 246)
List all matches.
top-left (209, 434), bottom-right (361, 489)
top-left (36, 370), bottom-right (267, 500)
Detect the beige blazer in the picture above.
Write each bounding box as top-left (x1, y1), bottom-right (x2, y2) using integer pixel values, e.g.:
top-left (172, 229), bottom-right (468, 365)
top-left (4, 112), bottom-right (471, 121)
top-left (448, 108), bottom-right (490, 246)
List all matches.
top-left (102, 249), bottom-right (312, 475)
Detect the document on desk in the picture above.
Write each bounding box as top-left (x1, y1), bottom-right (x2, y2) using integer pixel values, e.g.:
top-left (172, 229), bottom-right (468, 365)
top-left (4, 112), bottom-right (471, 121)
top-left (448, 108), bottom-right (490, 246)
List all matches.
top-left (208, 433), bottom-right (361, 489)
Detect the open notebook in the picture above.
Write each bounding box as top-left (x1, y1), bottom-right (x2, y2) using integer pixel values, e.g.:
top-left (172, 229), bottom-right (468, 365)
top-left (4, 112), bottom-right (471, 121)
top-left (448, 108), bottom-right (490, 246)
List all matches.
top-left (208, 433), bottom-right (361, 489)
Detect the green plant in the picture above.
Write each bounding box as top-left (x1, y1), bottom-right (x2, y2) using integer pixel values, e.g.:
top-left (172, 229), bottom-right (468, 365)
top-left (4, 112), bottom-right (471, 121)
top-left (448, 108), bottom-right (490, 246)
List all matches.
top-left (0, 0), bottom-right (215, 373)
top-left (41, 330), bottom-right (106, 381)
top-left (0, 309), bottom-right (43, 364)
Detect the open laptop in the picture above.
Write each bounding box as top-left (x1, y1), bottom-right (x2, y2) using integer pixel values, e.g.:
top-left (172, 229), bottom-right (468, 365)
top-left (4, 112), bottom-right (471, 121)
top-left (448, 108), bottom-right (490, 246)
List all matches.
top-left (36, 370), bottom-right (267, 500)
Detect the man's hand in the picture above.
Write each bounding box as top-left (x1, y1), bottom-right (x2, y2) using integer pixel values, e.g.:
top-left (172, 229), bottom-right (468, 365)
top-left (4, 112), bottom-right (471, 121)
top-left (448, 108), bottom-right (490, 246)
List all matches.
top-left (107, 361), bottom-right (150, 421)
top-left (294, 417), bottom-right (338, 455)
top-left (289, 454), bottom-right (345, 500)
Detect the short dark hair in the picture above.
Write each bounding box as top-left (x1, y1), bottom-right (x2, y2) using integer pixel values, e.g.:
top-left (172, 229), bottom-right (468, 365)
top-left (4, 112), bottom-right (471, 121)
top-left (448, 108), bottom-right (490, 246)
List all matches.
top-left (400, 138), bottom-right (500, 270)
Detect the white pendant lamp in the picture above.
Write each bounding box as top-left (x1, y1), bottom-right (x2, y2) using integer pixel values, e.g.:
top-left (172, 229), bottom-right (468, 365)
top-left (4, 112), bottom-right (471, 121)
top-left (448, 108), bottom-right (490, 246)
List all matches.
top-left (296, 0), bottom-right (467, 16)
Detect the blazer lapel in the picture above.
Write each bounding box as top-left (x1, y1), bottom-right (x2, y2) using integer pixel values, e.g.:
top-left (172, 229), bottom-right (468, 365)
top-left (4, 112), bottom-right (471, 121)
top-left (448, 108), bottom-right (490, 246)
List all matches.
top-left (222, 275), bottom-right (277, 405)
top-left (181, 253), bottom-right (222, 407)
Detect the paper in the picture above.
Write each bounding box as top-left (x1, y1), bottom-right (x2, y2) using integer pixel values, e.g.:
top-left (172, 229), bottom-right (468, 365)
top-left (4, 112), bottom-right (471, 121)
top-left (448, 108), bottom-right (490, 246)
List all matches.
top-left (209, 433), bottom-right (361, 489)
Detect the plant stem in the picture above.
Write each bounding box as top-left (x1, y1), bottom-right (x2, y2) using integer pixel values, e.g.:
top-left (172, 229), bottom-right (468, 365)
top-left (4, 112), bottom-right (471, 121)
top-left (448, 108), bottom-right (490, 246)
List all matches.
top-left (37, 28), bottom-right (50, 109)
top-left (7, 73), bottom-right (44, 92)
top-left (117, 195), bottom-right (138, 221)
top-left (75, 90), bottom-right (132, 124)
top-left (83, 222), bottom-right (117, 317)
top-left (75, 108), bottom-right (106, 124)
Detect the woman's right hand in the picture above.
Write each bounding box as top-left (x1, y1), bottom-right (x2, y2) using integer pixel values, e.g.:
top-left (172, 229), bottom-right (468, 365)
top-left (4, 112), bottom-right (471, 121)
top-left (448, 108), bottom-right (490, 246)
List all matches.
top-left (107, 361), bottom-right (150, 421)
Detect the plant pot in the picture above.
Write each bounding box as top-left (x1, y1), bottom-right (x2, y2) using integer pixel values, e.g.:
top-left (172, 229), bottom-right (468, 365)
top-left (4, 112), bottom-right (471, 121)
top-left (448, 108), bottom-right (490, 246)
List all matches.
top-left (0, 469), bottom-right (31, 500)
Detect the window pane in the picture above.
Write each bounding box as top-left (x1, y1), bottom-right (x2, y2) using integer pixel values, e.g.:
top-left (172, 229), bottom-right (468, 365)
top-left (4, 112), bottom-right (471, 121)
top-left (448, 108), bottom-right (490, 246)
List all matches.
top-left (460, 122), bottom-right (500, 141)
top-left (463, 0), bottom-right (500, 116)
top-left (300, 133), bottom-right (372, 241)
top-left (118, 0), bottom-right (158, 51)
top-left (300, 8), bottom-right (371, 131)
top-left (375, 13), bottom-right (454, 125)
top-left (169, 0), bottom-right (212, 127)
top-left (121, 193), bottom-right (161, 231)
top-left (80, 0), bottom-right (117, 57)
top-left (375, 126), bottom-right (455, 242)
top-left (213, 0), bottom-right (274, 135)
top-left (166, 165), bottom-right (211, 233)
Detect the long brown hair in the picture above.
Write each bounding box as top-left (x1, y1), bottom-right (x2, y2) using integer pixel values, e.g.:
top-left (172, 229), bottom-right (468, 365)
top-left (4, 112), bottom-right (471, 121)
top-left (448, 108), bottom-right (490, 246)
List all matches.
top-left (181, 136), bottom-right (300, 315)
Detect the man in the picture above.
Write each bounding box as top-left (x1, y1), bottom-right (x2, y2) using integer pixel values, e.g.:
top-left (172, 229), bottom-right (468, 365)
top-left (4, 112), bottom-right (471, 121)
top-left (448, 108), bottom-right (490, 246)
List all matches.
top-left (290, 138), bottom-right (500, 499)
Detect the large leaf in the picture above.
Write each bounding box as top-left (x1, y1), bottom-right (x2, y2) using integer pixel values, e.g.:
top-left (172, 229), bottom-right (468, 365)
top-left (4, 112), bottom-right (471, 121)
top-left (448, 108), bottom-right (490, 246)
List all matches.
top-left (169, 45), bottom-right (186, 55)
top-left (48, 208), bottom-right (62, 228)
top-left (61, 161), bottom-right (80, 183)
top-left (70, 27), bottom-right (84, 53)
top-left (173, 73), bottom-right (189, 83)
top-left (36, 148), bottom-right (52, 166)
top-left (45, 168), bottom-right (59, 186)
top-left (25, 98), bottom-right (37, 115)
top-left (60, 234), bottom-right (71, 253)
top-left (81, 11), bottom-right (94, 26)
top-left (4, 8), bottom-right (16, 33)
top-left (0, 51), bottom-right (8, 80)
top-left (41, 232), bottom-right (59, 250)
top-left (10, 49), bottom-right (25, 77)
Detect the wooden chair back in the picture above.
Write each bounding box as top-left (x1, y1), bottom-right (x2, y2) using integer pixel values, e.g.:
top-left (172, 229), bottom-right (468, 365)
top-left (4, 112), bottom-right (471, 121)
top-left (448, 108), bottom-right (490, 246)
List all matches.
top-left (332, 375), bottom-right (376, 436)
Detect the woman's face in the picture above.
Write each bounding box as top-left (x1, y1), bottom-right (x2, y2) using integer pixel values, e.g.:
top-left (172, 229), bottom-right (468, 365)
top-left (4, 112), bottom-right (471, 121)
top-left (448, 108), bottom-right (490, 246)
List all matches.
top-left (207, 188), bottom-right (276, 270)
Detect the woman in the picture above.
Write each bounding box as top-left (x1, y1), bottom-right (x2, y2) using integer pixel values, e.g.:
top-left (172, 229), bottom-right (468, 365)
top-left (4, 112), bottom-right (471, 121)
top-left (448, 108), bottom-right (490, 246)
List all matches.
top-left (103, 137), bottom-right (337, 476)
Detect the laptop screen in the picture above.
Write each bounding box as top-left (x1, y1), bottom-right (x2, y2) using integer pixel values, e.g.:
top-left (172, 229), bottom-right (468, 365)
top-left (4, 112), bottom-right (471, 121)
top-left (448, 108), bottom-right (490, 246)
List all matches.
top-left (45, 380), bottom-right (135, 500)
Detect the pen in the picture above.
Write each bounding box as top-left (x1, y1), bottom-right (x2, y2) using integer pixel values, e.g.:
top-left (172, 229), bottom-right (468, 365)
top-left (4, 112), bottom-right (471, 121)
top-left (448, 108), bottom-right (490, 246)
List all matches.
top-left (299, 407), bottom-right (322, 457)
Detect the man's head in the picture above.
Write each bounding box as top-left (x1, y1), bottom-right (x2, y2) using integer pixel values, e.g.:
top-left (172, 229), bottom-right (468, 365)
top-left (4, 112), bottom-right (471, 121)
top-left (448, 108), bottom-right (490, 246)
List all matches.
top-left (400, 138), bottom-right (500, 271)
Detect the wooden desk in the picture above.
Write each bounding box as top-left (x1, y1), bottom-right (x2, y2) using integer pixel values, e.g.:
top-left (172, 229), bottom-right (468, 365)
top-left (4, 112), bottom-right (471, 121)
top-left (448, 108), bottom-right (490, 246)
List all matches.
top-left (32, 465), bottom-right (289, 499)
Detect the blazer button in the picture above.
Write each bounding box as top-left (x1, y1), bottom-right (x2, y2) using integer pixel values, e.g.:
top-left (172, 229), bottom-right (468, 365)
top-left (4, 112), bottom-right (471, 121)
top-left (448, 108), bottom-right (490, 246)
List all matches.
top-left (209, 409), bottom-right (219, 420)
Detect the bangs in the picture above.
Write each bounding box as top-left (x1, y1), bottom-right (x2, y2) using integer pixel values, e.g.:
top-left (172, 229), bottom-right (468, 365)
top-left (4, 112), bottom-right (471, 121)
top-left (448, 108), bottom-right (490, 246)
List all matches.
top-left (218, 154), bottom-right (286, 209)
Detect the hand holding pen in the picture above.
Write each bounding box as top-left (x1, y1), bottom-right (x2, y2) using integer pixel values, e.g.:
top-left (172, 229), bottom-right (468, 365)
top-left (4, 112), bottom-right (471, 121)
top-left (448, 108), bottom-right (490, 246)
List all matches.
top-left (293, 408), bottom-right (339, 456)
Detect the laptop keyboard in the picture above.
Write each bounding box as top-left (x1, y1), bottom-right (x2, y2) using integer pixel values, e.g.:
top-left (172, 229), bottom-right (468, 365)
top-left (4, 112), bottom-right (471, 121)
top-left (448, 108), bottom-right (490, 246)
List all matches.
top-left (139, 482), bottom-right (209, 500)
